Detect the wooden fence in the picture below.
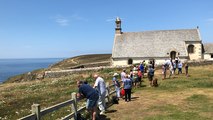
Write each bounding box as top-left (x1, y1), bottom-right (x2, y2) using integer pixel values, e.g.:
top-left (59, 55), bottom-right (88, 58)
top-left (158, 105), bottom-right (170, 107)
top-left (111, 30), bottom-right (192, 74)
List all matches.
top-left (18, 82), bottom-right (117, 120)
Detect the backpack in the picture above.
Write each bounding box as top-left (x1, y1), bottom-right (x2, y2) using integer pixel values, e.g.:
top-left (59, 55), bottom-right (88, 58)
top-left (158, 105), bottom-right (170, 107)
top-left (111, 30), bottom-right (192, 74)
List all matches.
top-left (112, 96), bottom-right (119, 104)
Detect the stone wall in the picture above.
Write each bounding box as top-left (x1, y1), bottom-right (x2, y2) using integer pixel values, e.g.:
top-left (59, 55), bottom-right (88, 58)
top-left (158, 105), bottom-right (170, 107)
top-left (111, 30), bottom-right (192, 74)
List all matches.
top-left (187, 60), bottom-right (213, 66)
top-left (44, 65), bottom-right (129, 78)
top-left (186, 41), bottom-right (203, 60)
top-left (44, 60), bottom-right (213, 79)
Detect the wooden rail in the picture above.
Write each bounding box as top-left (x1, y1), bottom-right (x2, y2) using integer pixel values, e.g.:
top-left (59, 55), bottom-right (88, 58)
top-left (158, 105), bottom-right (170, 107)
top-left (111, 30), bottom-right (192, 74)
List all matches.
top-left (18, 82), bottom-right (117, 120)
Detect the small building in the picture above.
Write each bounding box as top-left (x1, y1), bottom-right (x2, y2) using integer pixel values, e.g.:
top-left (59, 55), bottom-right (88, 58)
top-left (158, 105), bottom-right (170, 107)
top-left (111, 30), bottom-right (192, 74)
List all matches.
top-left (112, 17), bottom-right (204, 66)
top-left (204, 43), bottom-right (213, 60)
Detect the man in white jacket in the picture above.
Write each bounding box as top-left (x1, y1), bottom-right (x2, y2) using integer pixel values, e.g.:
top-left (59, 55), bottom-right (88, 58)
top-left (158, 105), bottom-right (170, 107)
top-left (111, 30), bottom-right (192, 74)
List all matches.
top-left (93, 74), bottom-right (106, 115)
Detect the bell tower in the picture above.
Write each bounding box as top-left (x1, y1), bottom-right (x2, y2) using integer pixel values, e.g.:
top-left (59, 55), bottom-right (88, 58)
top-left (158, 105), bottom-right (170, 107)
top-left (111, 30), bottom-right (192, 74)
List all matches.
top-left (115, 17), bottom-right (122, 34)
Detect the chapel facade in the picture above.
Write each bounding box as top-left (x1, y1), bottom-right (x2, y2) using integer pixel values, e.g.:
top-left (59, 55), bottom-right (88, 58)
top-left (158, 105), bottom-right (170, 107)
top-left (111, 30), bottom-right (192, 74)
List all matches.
top-left (111, 17), bottom-right (212, 66)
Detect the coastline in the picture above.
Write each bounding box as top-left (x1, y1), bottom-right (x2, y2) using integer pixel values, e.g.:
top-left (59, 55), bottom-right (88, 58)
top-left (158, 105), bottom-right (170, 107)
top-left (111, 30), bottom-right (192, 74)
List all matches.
top-left (0, 58), bottom-right (64, 83)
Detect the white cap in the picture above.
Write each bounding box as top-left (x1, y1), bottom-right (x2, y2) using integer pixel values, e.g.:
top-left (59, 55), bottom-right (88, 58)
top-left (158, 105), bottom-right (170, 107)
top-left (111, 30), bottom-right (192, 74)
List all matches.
top-left (113, 73), bottom-right (119, 77)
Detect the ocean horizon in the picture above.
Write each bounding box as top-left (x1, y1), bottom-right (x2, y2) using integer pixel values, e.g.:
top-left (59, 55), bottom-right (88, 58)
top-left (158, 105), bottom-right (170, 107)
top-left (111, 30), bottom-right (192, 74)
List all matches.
top-left (0, 58), bottom-right (64, 83)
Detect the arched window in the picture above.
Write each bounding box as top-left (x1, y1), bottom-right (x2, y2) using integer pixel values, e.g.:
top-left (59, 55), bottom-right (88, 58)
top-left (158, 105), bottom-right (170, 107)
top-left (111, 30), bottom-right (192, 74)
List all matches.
top-left (128, 59), bottom-right (133, 65)
top-left (170, 51), bottom-right (176, 60)
top-left (188, 45), bottom-right (194, 53)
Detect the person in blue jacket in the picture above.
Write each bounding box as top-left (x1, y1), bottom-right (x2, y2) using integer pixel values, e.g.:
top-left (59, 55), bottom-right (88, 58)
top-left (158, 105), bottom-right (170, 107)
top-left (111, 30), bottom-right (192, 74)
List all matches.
top-left (122, 75), bottom-right (133, 102)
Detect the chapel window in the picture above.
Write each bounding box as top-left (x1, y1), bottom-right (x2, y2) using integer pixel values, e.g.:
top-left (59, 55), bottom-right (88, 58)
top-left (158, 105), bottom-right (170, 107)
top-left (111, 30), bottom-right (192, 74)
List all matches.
top-left (188, 45), bottom-right (195, 53)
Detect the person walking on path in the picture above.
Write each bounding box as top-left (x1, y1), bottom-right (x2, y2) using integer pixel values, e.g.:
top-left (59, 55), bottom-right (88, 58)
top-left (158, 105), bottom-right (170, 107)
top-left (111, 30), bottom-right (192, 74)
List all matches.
top-left (162, 64), bottom-right (166, 80)
top-left (175, 57), bottom-right (179, 68)
top-left (121, 69), bottom-right (126, 81)
top-left (137, 70), bottom-right (142, 87)
top-left (139, 62), bottom-right (144, 78)
top-left (185, 63), bottom-right (189, 77)
top-left (178, 61), bottom-right (183, 74)
top-left (77, 80), bottom-right (99, 120)
top-left (169, 60), bottom-right (174, 78)
top-left (93, 74), bottom-right (107, 115)
top-left (132, 65), bottom-right (138, 87)
top-left (143, 60), bottom-right (147, 73)
top-left (112, 73), bottom-right (121, 98)
top-left (122, 75), bottom-right (133, 102)
top-left (173, 61), bottom-right (177, 74)
top-left (148, 65), bottom-right (155, 86)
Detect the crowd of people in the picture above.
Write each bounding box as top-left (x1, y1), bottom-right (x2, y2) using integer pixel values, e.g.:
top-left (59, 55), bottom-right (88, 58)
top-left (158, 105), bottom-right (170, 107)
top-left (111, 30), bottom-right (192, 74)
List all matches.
top-left (162, 57), bottom-right (189, 79)
top-left (76, 58), bottom-right (189, 120)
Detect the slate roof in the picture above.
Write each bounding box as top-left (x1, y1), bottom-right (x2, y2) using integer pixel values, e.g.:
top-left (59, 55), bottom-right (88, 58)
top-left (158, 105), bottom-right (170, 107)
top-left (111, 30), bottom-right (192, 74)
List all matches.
top-left (204, 43), bottom-right (213, 54)
top-left (112, 29), bottom-right (201, 58)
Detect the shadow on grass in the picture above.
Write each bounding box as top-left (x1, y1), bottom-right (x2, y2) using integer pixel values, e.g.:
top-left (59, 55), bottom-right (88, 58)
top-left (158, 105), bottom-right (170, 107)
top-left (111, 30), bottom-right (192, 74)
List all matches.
top-left (98, 114), bottom-right (111, 120)
top-left (131, 96), bottom-right (139, 101)
top-left (106, 109), bottom-right (117, 113)
top-left (96, 109), bottom-right (116, 120)
top-left (140, 84), bottom-right (147, 87)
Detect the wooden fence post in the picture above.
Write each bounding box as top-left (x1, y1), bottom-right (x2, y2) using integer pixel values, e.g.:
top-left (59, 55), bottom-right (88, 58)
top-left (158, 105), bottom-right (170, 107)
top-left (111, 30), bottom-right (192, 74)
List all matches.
top-left (32, 104), bottom-right (41, 120)
top-left (72, 92), bottom-right (77, 120)
top-left (106, 82), bottom-right (110, 103)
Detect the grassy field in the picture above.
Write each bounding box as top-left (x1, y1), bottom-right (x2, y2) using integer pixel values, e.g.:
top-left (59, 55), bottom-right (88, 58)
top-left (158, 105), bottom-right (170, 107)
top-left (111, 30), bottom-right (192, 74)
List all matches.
top-left (106, 65), bottom-right (213, 120)
top-left (0, 64), bottom-right (213, 120)
top-left (50, 54), bottom-right (112, 70)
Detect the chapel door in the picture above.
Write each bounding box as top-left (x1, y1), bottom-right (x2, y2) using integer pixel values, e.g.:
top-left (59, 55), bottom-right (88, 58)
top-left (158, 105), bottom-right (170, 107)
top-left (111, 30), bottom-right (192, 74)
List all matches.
top-left (170, 51), bottom-right (176, 60)
top-left (128, 58), bottom-right (133, 65)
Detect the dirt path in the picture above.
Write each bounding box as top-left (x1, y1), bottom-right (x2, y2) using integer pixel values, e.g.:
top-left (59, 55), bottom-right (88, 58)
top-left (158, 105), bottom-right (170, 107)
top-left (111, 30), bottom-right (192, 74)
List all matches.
top-left (102, 90), bottom-right (150, 120)
top-left (99, 87), bottom-right (213, 120)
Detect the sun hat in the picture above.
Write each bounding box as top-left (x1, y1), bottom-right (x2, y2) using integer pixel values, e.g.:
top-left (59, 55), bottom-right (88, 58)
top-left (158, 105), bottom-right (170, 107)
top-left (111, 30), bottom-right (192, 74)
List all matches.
top-left (113, 73), bottom-right (119, 77)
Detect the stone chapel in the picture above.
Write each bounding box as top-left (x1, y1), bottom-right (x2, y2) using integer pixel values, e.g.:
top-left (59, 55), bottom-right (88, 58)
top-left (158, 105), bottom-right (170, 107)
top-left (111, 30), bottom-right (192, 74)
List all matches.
top-left (111, 17), bottom-right (213, 66)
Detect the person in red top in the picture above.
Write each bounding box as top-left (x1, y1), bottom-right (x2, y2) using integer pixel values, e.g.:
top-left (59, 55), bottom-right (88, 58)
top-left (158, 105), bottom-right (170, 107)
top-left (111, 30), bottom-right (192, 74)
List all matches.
top-left (137, 70), bottom-right (142, 87)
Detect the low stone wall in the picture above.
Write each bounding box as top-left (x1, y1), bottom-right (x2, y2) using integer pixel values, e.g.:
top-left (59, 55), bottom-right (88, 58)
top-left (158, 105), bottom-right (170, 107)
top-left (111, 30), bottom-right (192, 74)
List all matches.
top-left (44, 65), bottom-right (129, 78)
top-left (187, 60), bottom-right (213, 66)
top-left (44, 60), bottom-right (213, 78)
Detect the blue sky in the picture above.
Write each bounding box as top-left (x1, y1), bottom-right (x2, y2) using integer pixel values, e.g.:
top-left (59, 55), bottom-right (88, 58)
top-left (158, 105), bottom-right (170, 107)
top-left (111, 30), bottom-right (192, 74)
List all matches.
top-left (0, 0), bottom-right (213, 59)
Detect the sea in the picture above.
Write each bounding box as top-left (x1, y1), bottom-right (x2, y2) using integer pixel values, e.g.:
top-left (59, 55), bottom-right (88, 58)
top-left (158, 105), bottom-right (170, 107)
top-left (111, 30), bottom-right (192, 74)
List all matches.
top-left (0, 58), bottom-right (64, 83)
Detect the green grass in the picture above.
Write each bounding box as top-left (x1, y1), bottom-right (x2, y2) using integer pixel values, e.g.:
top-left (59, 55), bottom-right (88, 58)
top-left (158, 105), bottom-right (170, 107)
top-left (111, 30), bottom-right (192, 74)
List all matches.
top-left (144, 112), bottom-right (211, 120)
top-left (0, 64), bottom-right (213, 120)
top-left (144, 96), bottom-right (213, 120)
top-left (127, 64), bottom-right (213, 120)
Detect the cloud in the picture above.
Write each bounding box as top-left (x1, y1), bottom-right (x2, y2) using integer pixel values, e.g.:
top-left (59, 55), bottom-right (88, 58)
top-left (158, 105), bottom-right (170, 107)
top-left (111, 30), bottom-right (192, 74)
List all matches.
top-left (206, 18), bottom-right (213, 23)
top-left (55, 16), bottom-right (70, 26)
top-left (106, 18), bottom-right (115, 22)
top-left (71, 14), bottom-right (88, 21)
top-left (52, 14), bottom-right (88, 26)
